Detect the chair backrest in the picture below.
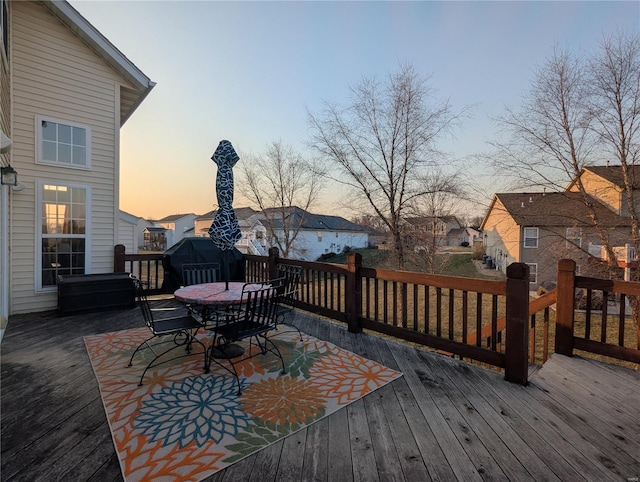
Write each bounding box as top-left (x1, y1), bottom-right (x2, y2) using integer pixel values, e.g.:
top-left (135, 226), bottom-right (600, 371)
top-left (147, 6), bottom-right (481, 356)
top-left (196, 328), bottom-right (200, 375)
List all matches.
top-left (236, 283), bottom-right (279, 333)
top-left (132, 277), bottom-right (154, 329)
top-left (182, 262), bottom-right (220, 286)
top-left (276, 264), bottom-right (302, 306)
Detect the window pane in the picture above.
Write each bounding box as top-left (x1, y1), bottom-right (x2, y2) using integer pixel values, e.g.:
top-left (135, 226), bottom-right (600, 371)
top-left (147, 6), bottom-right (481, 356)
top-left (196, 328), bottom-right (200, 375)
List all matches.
top-left (71, 187), bottom-right (85, 203)
top-left (41, 238), bottom-right (86, 286)
top-left (72, 146), bottom-right (86, 165)
top-left (42, 121), bottom-right (57, 141)
top-left (72, 127), bottom-right (86, 146)
top-left (58, 124), bottom-right (72, 144)
top-left (42, 141), bottom-right (57, 162)
top-left (58, 143), bottom-right (72, 164)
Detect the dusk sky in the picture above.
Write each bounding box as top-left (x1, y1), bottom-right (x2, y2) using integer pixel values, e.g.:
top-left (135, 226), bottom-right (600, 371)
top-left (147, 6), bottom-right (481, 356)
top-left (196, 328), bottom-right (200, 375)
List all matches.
top-left (69, 1), bottom-right (640, 220)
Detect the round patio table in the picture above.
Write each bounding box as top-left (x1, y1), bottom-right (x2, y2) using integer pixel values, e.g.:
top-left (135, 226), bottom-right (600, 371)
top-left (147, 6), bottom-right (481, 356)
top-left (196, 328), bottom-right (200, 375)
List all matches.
top-left (174, 281), bottom-right (259, 306)
top-left (174, 282), bottom-right (264, 358)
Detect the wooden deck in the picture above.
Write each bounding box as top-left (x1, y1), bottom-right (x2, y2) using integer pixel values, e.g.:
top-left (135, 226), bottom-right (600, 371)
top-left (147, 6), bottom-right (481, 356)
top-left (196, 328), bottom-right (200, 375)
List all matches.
top-left (2, 298), bottom-right (639, 481)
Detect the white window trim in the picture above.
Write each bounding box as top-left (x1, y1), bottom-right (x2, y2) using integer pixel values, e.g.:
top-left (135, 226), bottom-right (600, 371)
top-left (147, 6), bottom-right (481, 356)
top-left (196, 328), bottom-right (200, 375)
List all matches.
top-left (35, 180), bottom-right (92, 292)
top-left (35, 115), bottom-right (92, 170)
top-left (523, 227), bottom-right (538, 248)
top-left (526, 263), bottom-right (538, 284)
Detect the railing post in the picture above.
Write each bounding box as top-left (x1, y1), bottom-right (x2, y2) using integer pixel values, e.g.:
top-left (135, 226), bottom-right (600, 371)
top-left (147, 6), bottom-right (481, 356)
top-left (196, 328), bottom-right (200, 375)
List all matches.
top-left (505, 262), bottom-right (529, 385)
top-left (346, 252), bottom-right (363, 333)
top-left (114, 244), bottom-right (126, 273)
top-left (268, 247), bottom-right (280, 280)
top-left (555, 259), bottom-right (576, 356)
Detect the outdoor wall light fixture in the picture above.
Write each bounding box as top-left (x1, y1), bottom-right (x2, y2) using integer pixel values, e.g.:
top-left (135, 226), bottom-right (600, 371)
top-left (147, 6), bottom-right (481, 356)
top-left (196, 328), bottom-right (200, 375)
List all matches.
top-left (1, 165), bottom-right (18, 186)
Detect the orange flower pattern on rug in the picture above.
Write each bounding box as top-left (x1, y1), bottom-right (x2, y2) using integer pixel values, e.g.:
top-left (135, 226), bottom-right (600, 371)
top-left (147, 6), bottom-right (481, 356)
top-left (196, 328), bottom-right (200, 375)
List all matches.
top-left (85, 326), bottom-right (402, 482)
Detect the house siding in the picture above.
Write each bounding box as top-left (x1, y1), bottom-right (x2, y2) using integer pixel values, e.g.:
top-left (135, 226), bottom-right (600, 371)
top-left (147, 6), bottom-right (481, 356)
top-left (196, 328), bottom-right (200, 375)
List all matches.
top-left (482, 198), bottom-right (521, 263)
top-left (278, 229), bottom-right (368, 261)
top-left (9, 2), bottom-right (135, 313)
top-left (570, 170), bottom-right (623, 216)
top-left (118, 218), bottom-right (135, 254)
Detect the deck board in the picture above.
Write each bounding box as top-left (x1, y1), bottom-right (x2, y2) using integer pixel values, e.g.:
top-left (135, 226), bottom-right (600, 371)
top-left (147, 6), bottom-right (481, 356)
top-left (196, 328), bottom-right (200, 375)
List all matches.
top-left (1, 301), bottom-right (639, 482)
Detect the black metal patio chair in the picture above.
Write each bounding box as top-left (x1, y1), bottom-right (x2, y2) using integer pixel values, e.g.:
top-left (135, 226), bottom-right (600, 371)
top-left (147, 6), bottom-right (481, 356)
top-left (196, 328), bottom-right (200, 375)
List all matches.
top-left (207, 283), bottom-right (285, 395)
top-left (269, 264), bottom-right (303, 340)
top-left (128, 277), bottom-right (208, 386)
top-left (181, 262), bottom-right (220, 286)
top-left (181, 262), bottom-right (221, 321)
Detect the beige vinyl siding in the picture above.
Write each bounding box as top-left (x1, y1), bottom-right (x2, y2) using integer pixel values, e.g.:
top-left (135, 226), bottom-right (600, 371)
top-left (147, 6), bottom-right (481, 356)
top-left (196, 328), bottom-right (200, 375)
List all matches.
top-left (483, 199), bottom-right (521, 262)
top-left (570, 170), bottom-right (623, 215)
top-left (9, 2), bottom-right (134, 313)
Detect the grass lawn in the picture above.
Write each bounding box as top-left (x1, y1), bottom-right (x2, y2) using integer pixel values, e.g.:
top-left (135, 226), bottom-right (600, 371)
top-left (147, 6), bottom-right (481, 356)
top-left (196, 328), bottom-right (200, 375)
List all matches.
top-left (324, 249), bottom-right (499, 279)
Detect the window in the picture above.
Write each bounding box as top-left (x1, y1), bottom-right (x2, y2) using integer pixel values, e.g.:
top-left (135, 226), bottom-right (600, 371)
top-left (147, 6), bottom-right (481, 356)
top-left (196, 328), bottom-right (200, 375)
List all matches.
top-left (566, 227), bottom-right (582, 248)
top-left (37, 182), bottom-right (90, 290)
top-left (526, 263), bottom-right (538, 284)
top-left (317, 232), bottom-right (323, 242)
top-left (523, 227), bottom-right (538, 248)
top-left (36, 116), bottom-right (91, 168)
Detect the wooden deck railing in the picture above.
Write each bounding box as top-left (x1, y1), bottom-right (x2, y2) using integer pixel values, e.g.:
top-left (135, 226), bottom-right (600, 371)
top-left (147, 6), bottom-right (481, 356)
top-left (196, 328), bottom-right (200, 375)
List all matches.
top-left (114, 245), bottom-right (165, 295)
top-left (115, 245), bottom-right (640, 382)
top-left (556, 259), bottom-right (640, 365)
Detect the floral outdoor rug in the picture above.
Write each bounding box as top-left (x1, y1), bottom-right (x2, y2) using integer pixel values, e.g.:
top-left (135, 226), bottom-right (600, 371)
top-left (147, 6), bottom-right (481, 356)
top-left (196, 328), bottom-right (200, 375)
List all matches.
top-left (84, 326), bottom-right (402, 482)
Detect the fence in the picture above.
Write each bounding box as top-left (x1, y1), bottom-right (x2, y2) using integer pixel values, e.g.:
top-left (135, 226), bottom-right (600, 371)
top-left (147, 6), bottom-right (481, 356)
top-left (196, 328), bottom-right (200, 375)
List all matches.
top-left (115, 245), bottom-right (640, 383)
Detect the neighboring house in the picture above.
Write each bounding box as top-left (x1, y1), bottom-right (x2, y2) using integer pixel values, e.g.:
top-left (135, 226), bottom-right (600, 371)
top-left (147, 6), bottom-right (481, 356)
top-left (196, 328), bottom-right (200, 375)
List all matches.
top-left (481, 175), bottom-right (630, 289)
top-left (143, 227), bottom-right (168, 252)
top-left (118, 210), bottom-right (153, 253)
top-left (0, 1), bottom-right (154, 316)
top-left (195, 206), bottom-right (369, 260)
top-left (447, 226), bottom-right (481, 247)
top-left (403, 215), bottom-right (462, 251)
top-left (194, 207), bottom-right (267, 254)
top-left (154, 213), bottom-right (197, 248)
top-left (118, 210), bottom-right (140, 254)
top-left (260, 206), bottom-right (370, 261)
top-left (565, 165), bottom-right (640, 217)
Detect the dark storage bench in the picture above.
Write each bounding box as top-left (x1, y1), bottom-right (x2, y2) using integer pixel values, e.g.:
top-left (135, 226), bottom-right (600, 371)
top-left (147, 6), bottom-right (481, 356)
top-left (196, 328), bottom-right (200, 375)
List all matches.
top-left (57, 273), bottom-right (136, 314)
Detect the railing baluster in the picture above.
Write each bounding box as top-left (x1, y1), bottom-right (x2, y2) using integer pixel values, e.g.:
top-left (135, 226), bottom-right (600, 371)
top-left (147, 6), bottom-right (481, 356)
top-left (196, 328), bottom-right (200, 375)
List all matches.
top-left (462, 291), bottom-right (468, 343)
top-left (601, 290), bottom-right (608, 343)
top-left (413, 284), bottom-right (419, 331)
top-left (448, 288), bottom-right (454, 340)
top-left (619, 293), bottom-right (626, 347)
top-left (436, 287), bottom-right (442, 337)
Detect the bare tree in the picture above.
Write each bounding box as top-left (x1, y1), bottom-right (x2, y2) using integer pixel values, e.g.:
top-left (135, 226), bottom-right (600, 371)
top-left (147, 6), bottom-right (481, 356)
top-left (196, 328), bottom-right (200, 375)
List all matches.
top-left (587, 31), bottom-right (640, 269)
top-left (238, 141), bottom-right (323, 258)
top-left (490, 47), bottom-right (595, 190)
top-left (488, 31), bottom-right (640, 347)
top-left (406, 167), bottom-right (462, 273)
top-left (489, 33), bottom-right (640, 275)
top-left (308, 64), bottom-right (463, 269)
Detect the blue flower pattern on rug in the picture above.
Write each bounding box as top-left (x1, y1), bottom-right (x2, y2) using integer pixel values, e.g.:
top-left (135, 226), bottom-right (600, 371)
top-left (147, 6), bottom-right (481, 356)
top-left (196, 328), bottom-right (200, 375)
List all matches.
top-left (135, 375), bottom-right (249, 447)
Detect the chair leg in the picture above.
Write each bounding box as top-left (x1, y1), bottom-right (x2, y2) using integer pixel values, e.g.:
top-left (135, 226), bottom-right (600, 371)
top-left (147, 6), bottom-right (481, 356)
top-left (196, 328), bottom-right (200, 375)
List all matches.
top-left (131, 331), bottom-right (208, 386)
top-left (208, 341), bottom-right (243, 396)
top-left (127, 335), bottom-right (157, 367)
top-left (273, 308), bottom-right (303, 341)
top-left (260, 334), bottom-right (286, 375)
